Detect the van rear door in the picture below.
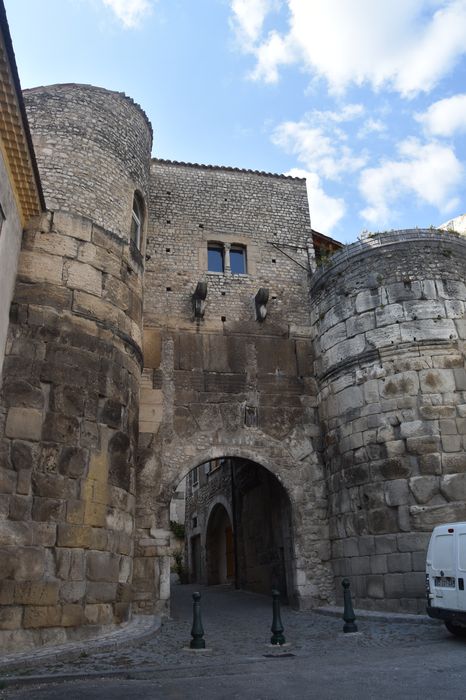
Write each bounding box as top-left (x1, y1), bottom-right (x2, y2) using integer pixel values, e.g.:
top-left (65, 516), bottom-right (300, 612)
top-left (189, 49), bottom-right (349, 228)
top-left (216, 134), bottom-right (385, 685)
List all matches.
top-left (428, 527), bottom-right (457, 610)
top-left (457, 531), bottom-right (466, 612)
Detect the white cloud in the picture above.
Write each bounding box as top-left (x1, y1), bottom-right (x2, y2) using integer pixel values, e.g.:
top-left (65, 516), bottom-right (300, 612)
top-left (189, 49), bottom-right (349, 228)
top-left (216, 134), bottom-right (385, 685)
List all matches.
top-left (286, 168), bottom-right (346, 233)
top-left (416, 94), bottom-right (466, 136)
top-left (272, 106), bottom-right (367, 180)
top-left (230, 0), bottom-right (277, 49)
top-left (231, 0), bottom-right (466, 97)
top-left (357, 118), bottom-right (387, 139)
top-left (102, 0), bottom-right (153, 28)
top-left (359, 139), bottom-right (463, 225)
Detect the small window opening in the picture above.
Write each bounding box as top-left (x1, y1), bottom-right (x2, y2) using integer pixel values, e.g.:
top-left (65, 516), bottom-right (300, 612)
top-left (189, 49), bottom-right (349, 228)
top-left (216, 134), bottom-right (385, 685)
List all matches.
top-left (208, 244), bottom-right (224, 272)
top-left (166, 248), bottom-right (171, 253)
top-left (130, 192), bottom-right (144, 249)
top-left (230, 245), bottom-right (247, 274)
top-left (272, 258), bottom-right (276, 264)
top-left (221, 316), bottom-right (226, 322)
top-left (166, 287), bottom-right (172, 292)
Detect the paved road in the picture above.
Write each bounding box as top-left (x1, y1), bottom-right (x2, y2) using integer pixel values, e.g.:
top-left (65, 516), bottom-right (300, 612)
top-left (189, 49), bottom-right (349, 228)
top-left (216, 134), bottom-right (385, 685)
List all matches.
top-left (3, 583), bottom-right (466, 698)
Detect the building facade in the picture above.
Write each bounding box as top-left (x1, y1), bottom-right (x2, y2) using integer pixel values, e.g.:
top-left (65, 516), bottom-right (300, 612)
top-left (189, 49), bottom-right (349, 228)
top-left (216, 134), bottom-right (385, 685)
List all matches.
top-left (2, 1), bottom-right (466, 653)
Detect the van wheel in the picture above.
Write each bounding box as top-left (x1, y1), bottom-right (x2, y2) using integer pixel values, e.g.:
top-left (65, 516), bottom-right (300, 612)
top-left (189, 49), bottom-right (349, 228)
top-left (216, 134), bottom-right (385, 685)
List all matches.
top-left (445, 621), bottom-right (466, 637)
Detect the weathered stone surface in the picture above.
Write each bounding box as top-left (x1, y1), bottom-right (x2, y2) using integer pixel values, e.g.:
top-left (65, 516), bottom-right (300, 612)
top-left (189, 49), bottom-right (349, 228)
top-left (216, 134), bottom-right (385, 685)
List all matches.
top-left (23, 605), bottom-right (61, 628)
top-left (42, 413), bottom-right (80, 444)
top-left (14, 581), bottom-right (59, 605)
top-left (86, 551), bottom-right (120, 582)
top-left (440, 473), bottom-right (466, 502)
top-left (5, 408), bottom-right (42, 441)
top-left (442, 453), bottom-right (466, 474)
top-left (0, 606), bottom-right (22, 630)
top-left (57, 524), bottom-right (91, 549)
top-left (409, 476), bottom-right (439, 504)
top-left (384, 480), bottom-right (409, 507)
top-left (66, 261), bottom-right (102, 296)
top-left (410, 503), bottom-right (466, 530)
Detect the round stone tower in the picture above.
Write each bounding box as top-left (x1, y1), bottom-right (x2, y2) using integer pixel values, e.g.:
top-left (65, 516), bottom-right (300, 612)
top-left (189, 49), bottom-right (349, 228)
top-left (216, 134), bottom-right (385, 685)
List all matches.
top-left (23, 84), bottom-right (152, 237)
top-left (310, 230), bottom-right (466, 613)
top-left (0, 85), bottom-right (152, 651)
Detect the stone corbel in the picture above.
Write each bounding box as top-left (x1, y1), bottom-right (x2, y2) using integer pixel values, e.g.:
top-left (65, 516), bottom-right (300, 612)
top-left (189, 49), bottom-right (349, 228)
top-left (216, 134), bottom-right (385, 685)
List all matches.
top-left (255, 287), bottom-right (269, 321)
top-left (192, 281), bottom-right (208, 319)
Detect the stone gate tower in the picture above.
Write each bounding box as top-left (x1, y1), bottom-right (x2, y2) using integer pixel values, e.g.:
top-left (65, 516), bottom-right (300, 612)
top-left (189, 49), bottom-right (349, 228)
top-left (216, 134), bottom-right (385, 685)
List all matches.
top-left (0, 84), bottom-right (151, 649)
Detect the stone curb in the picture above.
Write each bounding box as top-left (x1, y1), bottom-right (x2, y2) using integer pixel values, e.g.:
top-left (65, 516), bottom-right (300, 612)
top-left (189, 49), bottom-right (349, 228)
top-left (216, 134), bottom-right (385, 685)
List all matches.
top-left (314, 606), bottom-right (438, 625)
top-left (0, 614), bottom-right (161, 676)
top-left (0, 658), bottom-right (279, 690)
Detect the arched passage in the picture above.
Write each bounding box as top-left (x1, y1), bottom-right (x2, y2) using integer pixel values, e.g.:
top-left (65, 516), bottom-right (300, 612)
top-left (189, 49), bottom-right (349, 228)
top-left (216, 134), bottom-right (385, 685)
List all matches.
top-left (176, 456), bottom-right (295, 601)
top-left (206, 503), bottom-right (234, 585)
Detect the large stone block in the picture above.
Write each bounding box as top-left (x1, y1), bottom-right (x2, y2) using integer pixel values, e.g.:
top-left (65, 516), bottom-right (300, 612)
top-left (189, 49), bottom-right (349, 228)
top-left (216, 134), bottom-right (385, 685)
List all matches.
top-left (57, 524), bottom-right (92, 549)
top-left (14, 581), bottom-right (59, 605)
top-left (42, 412), bottom-right (80, 444)
top-left (84, 603), bottom-right (114, 625)
top-left (410, 502), bottom-right (466, 530)
top-left (2, 379), bottom-right (44, 409)
top-left (5, 408), bottom-right (43, 441)
top-left (23, 605), bottom-right (61, 628)
top-left (86, 551), bottom-right (120, 582)
top-left (384, 479), bottom-right (409, 507)
top-left (31, 497), bottom-right (66, 522)
top-left (367, 507), bottom-right (398, 534)
top-left (419, 369), bottom-right (456, 394)
top-left (66, 261), bottom-right (102, 297)
top-left (17, 251), bottom-right (63, 285)
top-left (61, 603), bottom-right (85, 627)
top-left (387, 552), bottom-right (412, 573)
top-left (0, 606), bottom-right (23, 630)
top-left (442, 453), bottom-right (466, 474)
top-left (409, 476), bottom-right (439, 504)
top-left (54, 212), bottom-right (92, 242)
top-left (0, 521), bottom-right (33, 546)
top-left (58, 447), bottom-right (89, 479)
top-left (440, 473), bottom-right (466, 502)
top-left (85, 582), bottom-right (117, 603)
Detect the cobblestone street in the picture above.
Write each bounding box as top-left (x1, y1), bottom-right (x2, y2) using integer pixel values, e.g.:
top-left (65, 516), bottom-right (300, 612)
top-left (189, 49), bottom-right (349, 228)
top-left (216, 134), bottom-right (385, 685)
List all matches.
top-left (4, 582), bottom-right (466, 698)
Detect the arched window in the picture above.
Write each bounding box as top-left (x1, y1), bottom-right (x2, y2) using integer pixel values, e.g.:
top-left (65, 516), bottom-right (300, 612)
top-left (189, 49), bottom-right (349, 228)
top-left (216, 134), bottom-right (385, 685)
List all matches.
top-left (130, 192), bottom-right (144, 249)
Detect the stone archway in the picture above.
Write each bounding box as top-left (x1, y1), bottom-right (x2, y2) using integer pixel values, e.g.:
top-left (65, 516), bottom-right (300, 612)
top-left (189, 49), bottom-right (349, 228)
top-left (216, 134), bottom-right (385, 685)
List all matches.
top-left (179, 456), bottom-right (297, 601)
top-left (136, 435), bottom-right (335, 614)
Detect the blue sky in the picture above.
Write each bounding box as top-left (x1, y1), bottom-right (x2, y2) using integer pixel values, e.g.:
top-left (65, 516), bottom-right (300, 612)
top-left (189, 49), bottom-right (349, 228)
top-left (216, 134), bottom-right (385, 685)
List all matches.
top-left (5, 0), bottom-right (466, 243)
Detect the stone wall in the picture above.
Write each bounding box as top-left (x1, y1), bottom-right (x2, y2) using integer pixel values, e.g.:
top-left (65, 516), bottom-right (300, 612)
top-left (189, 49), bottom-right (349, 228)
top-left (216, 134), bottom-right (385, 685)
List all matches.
top-left (310, 230), bottom-right (466, 612)
top-left (136, 161), bottom-right (333, 614)
top-left (0, 210), bottom-right (144, 651)
top-left (0, 150), bottom-right (23, 382)
top-left (23, 85), bottom-right (152, 241)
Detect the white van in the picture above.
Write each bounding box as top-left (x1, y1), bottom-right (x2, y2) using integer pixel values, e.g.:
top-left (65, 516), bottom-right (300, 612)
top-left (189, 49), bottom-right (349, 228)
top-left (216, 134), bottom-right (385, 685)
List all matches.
top-left (426, 522), bottom-right (466, 636)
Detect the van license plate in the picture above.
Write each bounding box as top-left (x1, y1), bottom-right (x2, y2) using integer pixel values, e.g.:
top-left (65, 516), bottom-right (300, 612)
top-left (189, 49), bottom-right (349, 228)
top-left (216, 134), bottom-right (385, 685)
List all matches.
top-left (434, 576), bottom-right (455, 588)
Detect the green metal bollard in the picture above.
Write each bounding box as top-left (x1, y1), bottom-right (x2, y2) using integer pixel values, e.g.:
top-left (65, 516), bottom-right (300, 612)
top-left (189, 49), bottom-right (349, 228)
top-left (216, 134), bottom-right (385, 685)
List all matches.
top-left (270, 589), bottom-right (286, 645)
top-left (190, 591), bottom-right (206, 649)
top-left (342, 578), bottom-right (358, 633)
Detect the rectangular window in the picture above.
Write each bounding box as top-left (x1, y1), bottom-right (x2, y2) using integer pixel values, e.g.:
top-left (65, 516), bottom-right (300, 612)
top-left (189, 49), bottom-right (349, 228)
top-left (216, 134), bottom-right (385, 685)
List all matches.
top-left (230, 245), bottom-right (247, 274)
top-left (208, 244), bottom-right (224, 272)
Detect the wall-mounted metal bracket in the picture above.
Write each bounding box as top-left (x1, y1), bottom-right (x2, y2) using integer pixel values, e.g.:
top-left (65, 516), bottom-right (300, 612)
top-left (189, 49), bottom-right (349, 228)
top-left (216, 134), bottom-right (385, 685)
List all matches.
top-left (192, 281), bottom-right (208, 319)
top-left (255, 287), bottom-right (269, 322)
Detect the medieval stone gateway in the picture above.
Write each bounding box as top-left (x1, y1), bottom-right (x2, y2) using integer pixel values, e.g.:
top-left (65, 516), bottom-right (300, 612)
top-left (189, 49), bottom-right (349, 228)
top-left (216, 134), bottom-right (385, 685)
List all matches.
top-left (2, 50), bottom-right (466, 651)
